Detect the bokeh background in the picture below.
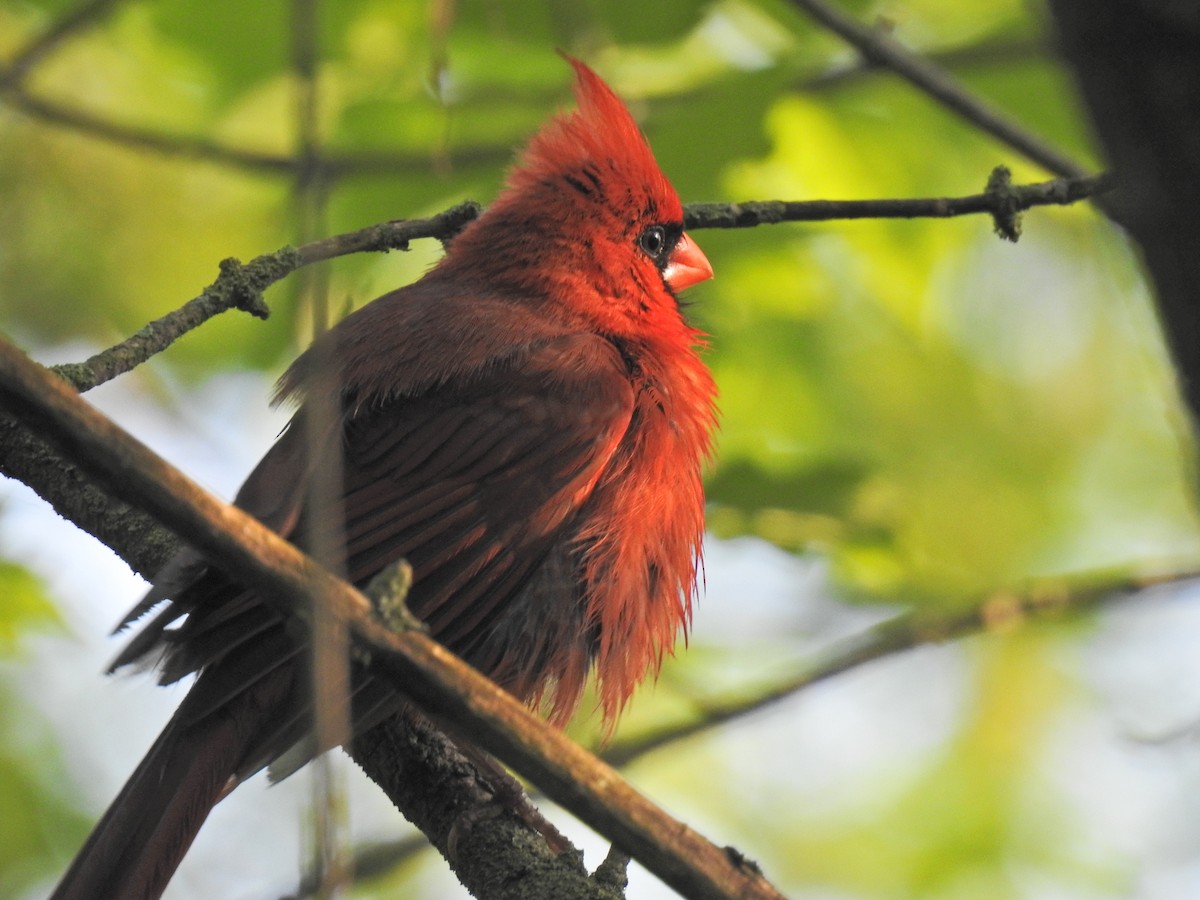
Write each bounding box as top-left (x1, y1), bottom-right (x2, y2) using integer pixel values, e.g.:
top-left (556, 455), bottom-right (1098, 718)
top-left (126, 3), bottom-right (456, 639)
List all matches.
top-left (4, 1), bottom-right (1200, 897)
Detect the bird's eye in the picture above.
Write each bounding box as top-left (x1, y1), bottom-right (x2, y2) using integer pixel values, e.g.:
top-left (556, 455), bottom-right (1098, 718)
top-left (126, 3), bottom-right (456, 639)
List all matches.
top-left (638, 225), bottom-right (667, 259)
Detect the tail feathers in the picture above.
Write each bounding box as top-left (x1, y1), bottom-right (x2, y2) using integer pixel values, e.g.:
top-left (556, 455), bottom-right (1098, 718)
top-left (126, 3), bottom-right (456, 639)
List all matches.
top-left (51, 667), bottom-right (291, 900)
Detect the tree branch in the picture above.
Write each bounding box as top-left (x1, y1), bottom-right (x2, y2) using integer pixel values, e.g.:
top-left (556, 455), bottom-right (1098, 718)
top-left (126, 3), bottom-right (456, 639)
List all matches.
top-left (330, 564), bottom-right (1196, 890)
top-left (800, 34), bottom-right (1053, 94)
top-left (785, 0), bottom-right (1090, 179)
top-left (0, 82), bottom-right (510, 178)
top-left (684, 169), bottom-right (1112, 239)
top-left (607, 566), bottom-right (1194, 766)
top-left (50, 202), bottom-right (482, 393)
top-left (0, 382), bottom-right (602, 899)
top-left (0, 0), bottom-right (123, 90)
top-left (1044, 0), bottom-right (1200, 434)
top-left (0, 336), bottom-right (785, 900)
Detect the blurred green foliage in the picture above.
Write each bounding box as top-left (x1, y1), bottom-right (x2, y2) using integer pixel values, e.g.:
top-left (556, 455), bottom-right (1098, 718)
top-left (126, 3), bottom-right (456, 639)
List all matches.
top-left (0, 563), bottom-right (89, 897)
top-left (2, 0), bottom-right (1198, 897)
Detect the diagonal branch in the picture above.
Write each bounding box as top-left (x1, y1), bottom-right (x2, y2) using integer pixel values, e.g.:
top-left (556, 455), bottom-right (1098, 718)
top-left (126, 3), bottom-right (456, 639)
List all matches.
top-left (801, 34), bottom-right (1053, 93)
top-left (0, 336), bottom-right (785, 900)
top-left (0, 375), bottom-right (600, 898)
top-left (785, 0), bottom-right (1090, 179)
top-left (330, 563), bottom-right (1197, 890)
top-left (607, 567), bottom-right (1194, 767)
top-left (0, 0), bottom-right (124, 90)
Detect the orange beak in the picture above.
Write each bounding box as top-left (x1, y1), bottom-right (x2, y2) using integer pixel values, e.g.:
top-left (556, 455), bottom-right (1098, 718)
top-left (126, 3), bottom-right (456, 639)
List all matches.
top-left (663, 232), bottom-right (713, 292)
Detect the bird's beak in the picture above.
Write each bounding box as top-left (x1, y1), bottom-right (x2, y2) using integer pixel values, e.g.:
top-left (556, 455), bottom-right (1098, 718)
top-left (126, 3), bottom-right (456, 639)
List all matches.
top-left (663, 232), bottom-right (713, 291)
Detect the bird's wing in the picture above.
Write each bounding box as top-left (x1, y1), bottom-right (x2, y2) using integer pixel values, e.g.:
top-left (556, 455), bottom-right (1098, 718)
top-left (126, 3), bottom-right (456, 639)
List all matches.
top-left (113, 330), bottom-right (635, 752)
top-left (336, 333), bottom-right (635, 646)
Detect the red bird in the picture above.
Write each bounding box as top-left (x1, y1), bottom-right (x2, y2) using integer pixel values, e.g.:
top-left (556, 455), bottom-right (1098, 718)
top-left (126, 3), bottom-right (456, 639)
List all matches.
top-left (53, 57), bottom-right (717, 899)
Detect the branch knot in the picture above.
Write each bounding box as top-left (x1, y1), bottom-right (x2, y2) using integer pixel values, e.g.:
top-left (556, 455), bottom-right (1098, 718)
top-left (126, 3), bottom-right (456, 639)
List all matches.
top-left (985, 165), bottom-right (1023, 241)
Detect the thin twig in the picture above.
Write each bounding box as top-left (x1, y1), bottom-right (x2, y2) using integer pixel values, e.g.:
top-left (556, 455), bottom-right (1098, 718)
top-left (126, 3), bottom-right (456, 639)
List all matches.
top-left (49, 202), bottom-right (482, 393)
top-left (0, 86), bottom-right (510, 177)
top-left (0, 85), bottom-right (301, 170)
top-left (0, 1), bottom-right (507, 180)
top-left (324, 563), bottom-right (1198, 889)
top-left (684, 169), bottom-right (1112, 233)
top-left (607, 566), bottom-right (1196, 766)
top-left (802, 34), bottom-right (1053, 93)
top-left (0, 0), bottom-right (123, 89)
top-left (786, 0), bottom-right (1090, 179)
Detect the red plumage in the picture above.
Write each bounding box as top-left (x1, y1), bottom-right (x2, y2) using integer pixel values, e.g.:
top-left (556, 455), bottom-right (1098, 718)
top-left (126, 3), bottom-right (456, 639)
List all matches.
top-left (52, 57), bottom-right (717, 899)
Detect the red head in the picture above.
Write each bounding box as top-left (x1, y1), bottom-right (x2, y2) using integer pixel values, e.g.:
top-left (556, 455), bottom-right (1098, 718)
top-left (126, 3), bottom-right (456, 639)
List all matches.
top-left (442, 56), bottom-right (712, 337)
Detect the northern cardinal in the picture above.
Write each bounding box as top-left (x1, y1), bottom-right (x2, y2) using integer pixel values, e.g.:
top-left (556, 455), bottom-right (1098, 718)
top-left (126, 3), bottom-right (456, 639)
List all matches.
top-left (52, 56), bottom-right (716, 899)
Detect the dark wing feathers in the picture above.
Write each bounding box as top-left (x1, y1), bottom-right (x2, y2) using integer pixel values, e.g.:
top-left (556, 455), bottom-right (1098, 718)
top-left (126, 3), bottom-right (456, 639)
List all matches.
top-left (108, 418), bottom-right (327, 672)
top-left (112, 331), bottom-right (634, 780)
top-left (159, 602), bottom-right (283, 686)
top-left (179, 624), bottom-right (302, 726)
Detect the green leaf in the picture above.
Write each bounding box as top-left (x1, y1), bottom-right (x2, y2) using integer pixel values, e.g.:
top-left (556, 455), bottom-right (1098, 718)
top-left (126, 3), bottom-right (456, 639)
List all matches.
top-left (0, 562), bottom-right (59, 655)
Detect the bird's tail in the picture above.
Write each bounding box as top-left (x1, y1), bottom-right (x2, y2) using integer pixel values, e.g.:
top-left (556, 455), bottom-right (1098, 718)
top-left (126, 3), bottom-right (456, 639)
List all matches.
top-left (50, 667), bottom-right (290, 900)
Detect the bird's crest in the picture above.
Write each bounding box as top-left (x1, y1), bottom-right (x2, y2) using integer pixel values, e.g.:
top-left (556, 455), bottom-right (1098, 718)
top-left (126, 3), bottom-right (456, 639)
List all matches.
top-left (502, 55), bottom-right (680, 222)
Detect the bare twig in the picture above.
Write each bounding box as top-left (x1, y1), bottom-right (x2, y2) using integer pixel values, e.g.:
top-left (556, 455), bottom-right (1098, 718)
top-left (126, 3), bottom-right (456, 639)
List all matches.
top-left (802, 34), bottom-right (1053, 93)
top-left (684, 169), bottom-right (1112, 233)
top-left (328, 562), bottom-right (1197, 889)
top-left (49, 254), bottom-right (275, 392)
top-left (0, 337), bottom-right (786, 900)
top-left (0, 1), bottom-right (506, 179)
top-left (49, 202), bottom-right (482, 393)
top-left (607, 566), bottom-right (1195, 766)
top-left (0, 86), bottom-right (510, 177)
top-left (0, 0), bottom-right (123, 89)
top-left (786, 0), bottom-right (1090, 179)
top-left (0, 85), bottom-right (300, 170)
